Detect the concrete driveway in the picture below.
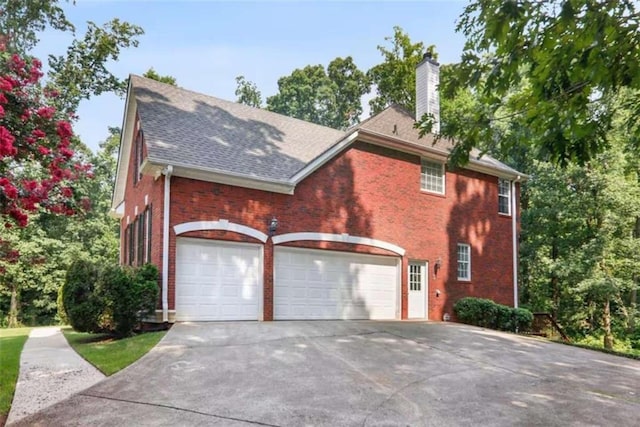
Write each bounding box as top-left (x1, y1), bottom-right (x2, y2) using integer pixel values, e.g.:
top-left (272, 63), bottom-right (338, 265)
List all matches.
top-left (13, 321), bottom-right (640, 426)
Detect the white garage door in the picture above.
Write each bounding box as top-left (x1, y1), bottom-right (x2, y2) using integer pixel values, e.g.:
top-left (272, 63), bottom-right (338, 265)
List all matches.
top-left (274, 247), bottom-right (399, 320)
top-left (175, 238), bottom-right (261, 321)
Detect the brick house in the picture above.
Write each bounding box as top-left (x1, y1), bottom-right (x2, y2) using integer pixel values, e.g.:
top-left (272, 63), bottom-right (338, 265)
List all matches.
top-left (111, 56), bottom-right (524, 323)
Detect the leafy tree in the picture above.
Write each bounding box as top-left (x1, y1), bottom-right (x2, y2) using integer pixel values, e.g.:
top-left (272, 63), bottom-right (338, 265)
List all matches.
top-left (0, 1), bottom-right (141, 326)
top-left (432, 0), bottom-right (640, 165)
top-left (521, 95), bottom-right (640, 349)
top-left (0, 49), bottom-right (89, 230)
top-left (0, 0), bottom-right (74, 53)
top-left (47, 18), bottom-right (144, 113)
top-left (367, 26), bottom-right (436, 115)
top-left (143, 68), bottom-right (177, 86)
top-left (235, 75), bottom-right (262, 107)
top-left (0, 127), bottom-right (120, 326)
top-left (266, 56), bottom-right (369, 129)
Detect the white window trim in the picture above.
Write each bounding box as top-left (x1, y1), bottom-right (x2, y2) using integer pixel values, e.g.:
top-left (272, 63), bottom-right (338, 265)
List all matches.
top-left (457, 243), bottom-right (471, 281)
top-left (420, 159), bottom-right (445, 195)
top-left (498, 178), bottom-right (511, 215)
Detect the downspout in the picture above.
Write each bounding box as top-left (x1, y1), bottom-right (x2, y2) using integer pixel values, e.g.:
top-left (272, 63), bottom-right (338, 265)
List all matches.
top-left (512, 178), bottom-right (520, 308)
top-left (162, 165), bottom-right (173, 322)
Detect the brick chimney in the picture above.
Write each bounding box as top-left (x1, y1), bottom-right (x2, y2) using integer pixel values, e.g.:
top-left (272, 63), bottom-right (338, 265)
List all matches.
top-left (416, 52), bottom-right (440, 134)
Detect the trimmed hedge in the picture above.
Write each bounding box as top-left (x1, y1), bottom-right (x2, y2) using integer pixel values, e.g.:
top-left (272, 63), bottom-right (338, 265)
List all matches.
top-left (61, 261), bottom-right (159, 337)
top-left (453, 297), bottom-right (533, 332)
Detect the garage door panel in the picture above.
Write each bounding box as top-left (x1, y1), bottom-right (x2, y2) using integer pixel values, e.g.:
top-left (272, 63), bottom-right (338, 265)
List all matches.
top-left (275, 248), bottom-right (398, 320)
top-left (176, 239), bottom-right (261, 321)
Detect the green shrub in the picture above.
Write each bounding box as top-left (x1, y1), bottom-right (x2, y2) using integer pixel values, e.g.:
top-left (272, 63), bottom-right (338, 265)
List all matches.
top-left (62, 259), bottom-right (104, 333)
top-left (512, 308), bottom-right (534, 332)
top-left (454, 297), bottom-right (497, 328)
top-left (63, 261), bottom-right (159, 337)
top-left (100, 264), bottom-right (159, 337)
top-left (453, 297), bottom-right (533, 332)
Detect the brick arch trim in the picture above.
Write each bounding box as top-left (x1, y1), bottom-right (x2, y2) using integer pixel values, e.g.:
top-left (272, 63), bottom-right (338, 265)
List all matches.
top-left (173, 220), bottom-right (269, 243)
top-left (271, 232), bottom-right (406, 256)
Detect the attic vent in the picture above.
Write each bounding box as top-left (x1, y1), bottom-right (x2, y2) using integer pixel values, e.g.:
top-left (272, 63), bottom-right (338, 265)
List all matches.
top-left (393, 124), bottom-right (398, 135)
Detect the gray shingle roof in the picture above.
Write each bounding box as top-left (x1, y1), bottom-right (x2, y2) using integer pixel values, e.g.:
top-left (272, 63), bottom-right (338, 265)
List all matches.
top-left (131, 75), bottom-right (346, 181)
top-left (356, 105), bottom-right (523, 176)
top-left (131, 76), bottom-right (521, 182)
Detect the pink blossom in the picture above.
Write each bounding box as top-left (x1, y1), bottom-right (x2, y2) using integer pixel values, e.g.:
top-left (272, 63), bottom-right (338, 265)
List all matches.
top-left (36, 106), bottom-right (55, 119)
top-left (56, 121), bottom-right (73, 139)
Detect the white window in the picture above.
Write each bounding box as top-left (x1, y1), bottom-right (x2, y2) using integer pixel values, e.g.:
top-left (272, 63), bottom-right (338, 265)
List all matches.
top-left (421, 159), bottom-right (445, 194)
top-left (457, 244), bottom-right (471, 281)
top-left (409, 264), bottom-right (422, 291)
top-left (498, 178), bottom-right (511, 215)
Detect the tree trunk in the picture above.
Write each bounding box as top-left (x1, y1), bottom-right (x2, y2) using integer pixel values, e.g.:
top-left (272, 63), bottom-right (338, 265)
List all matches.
top-left (8, 283), bottom-right (19, 328)
top-left (603, 299), bottom-right (614, 350)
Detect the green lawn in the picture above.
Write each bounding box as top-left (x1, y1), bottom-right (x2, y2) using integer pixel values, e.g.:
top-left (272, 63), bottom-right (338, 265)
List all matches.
top-left (62, 328), bottom-right (166, 376)
top-left (0, 327), bottom-right (32, 423)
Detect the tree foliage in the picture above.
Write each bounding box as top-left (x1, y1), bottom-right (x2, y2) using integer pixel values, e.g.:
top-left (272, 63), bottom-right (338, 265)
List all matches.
top-left (143, 68), bottom-right (177, 86)
top-left (266, 56), bottom-right (370, 129)
top-left (367, 26), bottom-right (434, 115)
top-left (0, 0), bottom-right (74, 53)
top-left (434, 0), bottom-right (640, 165)
top-left (0, 128), bottom-right (120, 326)
top-left (47, 18), bottom-right (144, 113)
top-left (0, 49), bottom-right (89, 229)
top-left (520, 93), bottom-right (640, 348)
top-left (0, 1), bottom-right (140, 326)
top-left (235, 75), bottom-right (262, 108)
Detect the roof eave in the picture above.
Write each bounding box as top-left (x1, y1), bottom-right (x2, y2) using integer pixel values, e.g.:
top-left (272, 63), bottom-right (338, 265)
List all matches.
top-left (357, 128), bottom-right (527, 180)
top-left (111, 76), bottom-right (137, 209)
top-left (144, 158), bottom-right (296, 195)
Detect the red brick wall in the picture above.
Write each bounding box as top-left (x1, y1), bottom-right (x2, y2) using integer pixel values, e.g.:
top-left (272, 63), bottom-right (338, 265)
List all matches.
top-left (120, 112), bottom-right (164, 307)
top-left (154, 140), bottom-right (518, 321)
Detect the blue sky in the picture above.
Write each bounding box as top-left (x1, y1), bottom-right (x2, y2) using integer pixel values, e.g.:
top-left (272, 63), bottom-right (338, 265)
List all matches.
top-left (35, 0), bottom-right (468, 152)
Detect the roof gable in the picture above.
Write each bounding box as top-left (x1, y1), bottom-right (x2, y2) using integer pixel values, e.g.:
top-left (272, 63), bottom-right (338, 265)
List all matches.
top-left (131, 75), bottom-right (346, 182)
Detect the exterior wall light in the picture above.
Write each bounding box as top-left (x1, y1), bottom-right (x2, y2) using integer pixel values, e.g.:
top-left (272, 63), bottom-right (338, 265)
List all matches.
top-left (268, 217), bottom-right (279, 236)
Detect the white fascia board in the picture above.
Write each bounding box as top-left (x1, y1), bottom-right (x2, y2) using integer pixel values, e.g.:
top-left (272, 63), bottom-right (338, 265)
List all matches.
top-left (109, 201), bottom-right (125, 219)
top-left (145, 160), bottom-right (296, 195)
top-left (464, 161), bottom-right (528, 181)
top-left (272, 232), bottom-right (405, 256)
top-left (357, 129), bottom-right (449, 162)
top-left (111, 80), bottom-right (137, 209)
top-left (290, 131), bottom-right (359, 184)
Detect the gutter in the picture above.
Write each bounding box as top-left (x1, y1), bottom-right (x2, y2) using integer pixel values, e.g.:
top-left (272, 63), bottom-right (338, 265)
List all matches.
top-left (512, 178), bottom-right (520, 308)
top-left (162, 165), bottom-right (173, 322)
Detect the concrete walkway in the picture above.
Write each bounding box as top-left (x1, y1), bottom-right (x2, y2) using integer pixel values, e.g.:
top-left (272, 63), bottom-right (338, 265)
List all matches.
top-left (7, 327), bottom-right (105, 425)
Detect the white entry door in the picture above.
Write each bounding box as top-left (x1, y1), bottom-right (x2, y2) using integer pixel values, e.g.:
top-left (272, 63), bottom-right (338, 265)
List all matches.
top-left (274, 247), bottom-right (399, 320)
top-left (408, 261), bottom-right (427, 319)
top-left (175, 238), bottom-right (262, 321)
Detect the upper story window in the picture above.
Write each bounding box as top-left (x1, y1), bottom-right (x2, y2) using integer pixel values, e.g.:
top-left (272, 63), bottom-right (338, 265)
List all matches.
top-left (421, 159), bottom-right (445, 194)
top-left (498, 178), bottom-right (511, 215)
top-left (134, 128), bottom-right (144, 184)
top-left (457, 243), bottom-right (471, 281)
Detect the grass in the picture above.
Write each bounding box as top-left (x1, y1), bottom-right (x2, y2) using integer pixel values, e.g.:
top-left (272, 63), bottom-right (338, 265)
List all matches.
top-left (62, 328), bottom-right (166, 376)
top-left (0, 327), bottom-right (32, 423)
top-left (551, 335), bottom-right (640, 360)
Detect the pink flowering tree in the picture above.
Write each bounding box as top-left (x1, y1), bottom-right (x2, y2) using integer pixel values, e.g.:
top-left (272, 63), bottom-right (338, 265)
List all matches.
top-left (0, 45), bottom-right (90, 267)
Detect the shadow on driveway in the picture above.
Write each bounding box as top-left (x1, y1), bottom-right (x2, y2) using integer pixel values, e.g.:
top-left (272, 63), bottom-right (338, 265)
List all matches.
top-left (12, 321), bottom-right (640, 426)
